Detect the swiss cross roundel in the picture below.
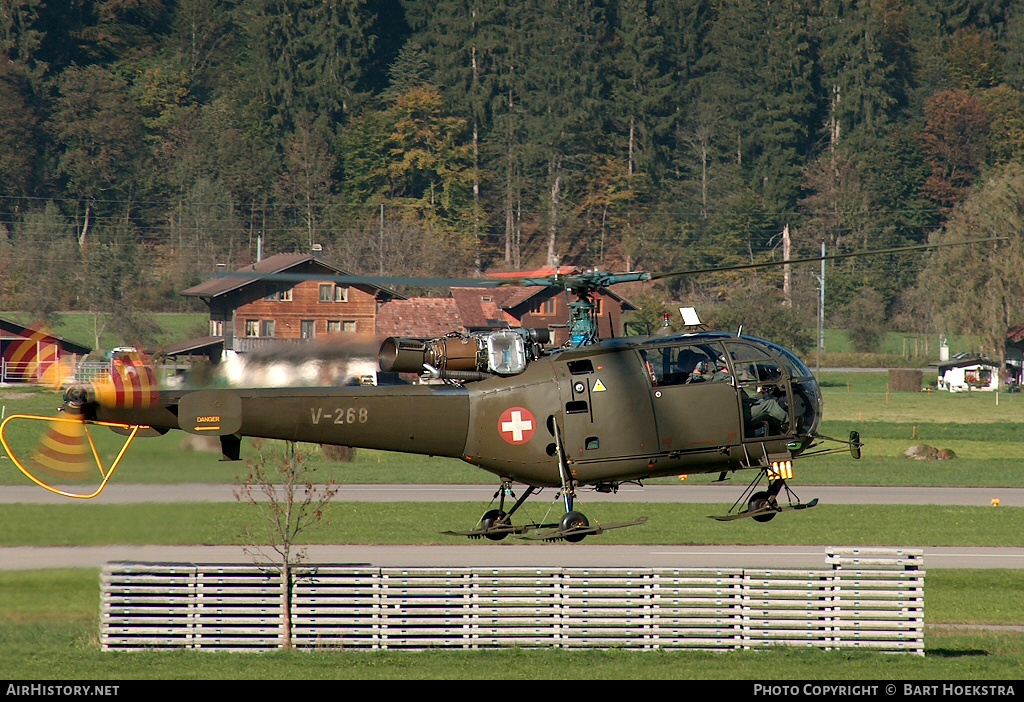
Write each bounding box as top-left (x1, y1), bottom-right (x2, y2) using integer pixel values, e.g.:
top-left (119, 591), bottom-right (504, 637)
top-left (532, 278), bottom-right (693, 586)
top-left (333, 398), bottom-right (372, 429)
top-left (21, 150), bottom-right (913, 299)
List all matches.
top-left (498, 407), bottom-right (537, 444)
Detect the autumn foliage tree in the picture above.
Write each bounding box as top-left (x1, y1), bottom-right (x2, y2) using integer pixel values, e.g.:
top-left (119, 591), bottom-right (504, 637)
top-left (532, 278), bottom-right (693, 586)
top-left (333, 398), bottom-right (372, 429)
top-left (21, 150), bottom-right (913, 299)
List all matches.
top-left (920, 89), bottom-right (989, 212)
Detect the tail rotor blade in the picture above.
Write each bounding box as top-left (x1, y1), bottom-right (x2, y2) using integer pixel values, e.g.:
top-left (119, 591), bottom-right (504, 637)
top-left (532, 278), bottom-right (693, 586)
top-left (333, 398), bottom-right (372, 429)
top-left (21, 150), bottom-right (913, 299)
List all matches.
top-left (30, 405), bottom-right (91, 481)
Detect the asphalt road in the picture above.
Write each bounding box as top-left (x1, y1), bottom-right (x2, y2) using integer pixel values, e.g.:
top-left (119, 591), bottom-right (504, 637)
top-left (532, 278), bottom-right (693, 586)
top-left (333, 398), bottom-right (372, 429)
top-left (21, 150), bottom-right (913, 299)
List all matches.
top-left (2, 483), bottom-right (1022, 570)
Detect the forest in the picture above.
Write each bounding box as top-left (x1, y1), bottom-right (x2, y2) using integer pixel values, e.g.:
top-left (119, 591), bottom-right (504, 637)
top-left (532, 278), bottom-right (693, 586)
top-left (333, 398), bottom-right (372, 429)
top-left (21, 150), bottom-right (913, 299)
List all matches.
top-left (1, 0), bottom-right (1023, 358)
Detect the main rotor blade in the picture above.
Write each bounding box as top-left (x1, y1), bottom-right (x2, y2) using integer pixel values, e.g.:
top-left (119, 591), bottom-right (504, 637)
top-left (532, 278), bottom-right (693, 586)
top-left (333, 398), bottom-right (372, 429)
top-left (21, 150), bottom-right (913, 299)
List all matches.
top-left (646, 237), bottom-right (1007, 282)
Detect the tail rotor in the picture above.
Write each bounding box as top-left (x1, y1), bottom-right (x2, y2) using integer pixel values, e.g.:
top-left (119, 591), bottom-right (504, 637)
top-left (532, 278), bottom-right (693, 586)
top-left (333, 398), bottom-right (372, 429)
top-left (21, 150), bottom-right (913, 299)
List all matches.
top-left (1, 336), bottom-right (159, 498)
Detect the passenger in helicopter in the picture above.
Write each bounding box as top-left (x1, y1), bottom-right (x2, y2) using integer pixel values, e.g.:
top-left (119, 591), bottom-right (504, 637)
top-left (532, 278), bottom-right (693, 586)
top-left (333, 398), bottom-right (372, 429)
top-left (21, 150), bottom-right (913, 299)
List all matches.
top-left (745, 388), bottom-right (789, 434)
top-left (710, 356), bottom-right (789, 435)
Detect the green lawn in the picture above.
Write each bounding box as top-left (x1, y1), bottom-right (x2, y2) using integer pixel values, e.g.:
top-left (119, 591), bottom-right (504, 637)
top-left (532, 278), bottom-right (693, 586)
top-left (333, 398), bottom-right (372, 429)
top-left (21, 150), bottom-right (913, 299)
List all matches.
top-left (1, 501), bottom-right (1022, 547)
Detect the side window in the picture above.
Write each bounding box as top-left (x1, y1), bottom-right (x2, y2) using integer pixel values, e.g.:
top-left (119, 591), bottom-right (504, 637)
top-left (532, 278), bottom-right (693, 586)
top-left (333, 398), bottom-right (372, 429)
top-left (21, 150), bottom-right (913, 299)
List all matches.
top-left (640, 344), bottom-right (722, 387)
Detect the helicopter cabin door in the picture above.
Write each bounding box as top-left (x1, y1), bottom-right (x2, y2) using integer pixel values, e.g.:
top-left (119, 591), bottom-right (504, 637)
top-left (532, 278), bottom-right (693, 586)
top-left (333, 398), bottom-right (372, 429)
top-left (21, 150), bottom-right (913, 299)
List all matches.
top-left (555, 349), bottom-right (659, 469)
top-left (641, 342), bottom-right (740, 452)
top-left (721, 340), bottom-right (792, 441)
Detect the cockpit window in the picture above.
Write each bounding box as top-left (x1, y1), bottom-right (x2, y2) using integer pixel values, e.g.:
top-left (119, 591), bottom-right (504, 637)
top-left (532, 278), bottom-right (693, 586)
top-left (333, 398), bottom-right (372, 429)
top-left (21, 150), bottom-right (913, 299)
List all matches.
top-left (639, 343), bottom-right (727, 387)
top-left (722, 342), bottom-right (783, 383)
top-left (759, 340), bottom-right (813, 379)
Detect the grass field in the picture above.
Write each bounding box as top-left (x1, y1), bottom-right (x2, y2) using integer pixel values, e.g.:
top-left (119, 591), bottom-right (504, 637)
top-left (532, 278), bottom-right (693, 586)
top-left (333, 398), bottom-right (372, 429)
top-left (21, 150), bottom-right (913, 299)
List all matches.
top-left (3, 502), bottom-right (1024, 547)
top-left (2, 371), bottom-right (1023, 679)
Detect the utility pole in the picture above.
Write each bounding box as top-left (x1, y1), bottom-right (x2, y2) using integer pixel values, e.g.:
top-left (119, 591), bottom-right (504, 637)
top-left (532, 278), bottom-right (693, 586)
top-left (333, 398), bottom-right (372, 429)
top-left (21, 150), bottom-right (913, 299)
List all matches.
top-left (816, 240), bottom-right (825, 376)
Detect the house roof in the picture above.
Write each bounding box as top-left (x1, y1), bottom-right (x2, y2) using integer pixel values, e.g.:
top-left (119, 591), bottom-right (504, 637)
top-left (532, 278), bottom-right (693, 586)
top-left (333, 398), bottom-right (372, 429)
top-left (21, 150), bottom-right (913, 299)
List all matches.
top-left (0, 317), bottom-right (92, 355)
top-left (375, 298), bottom-right (465, 338)
top-left (180, 253), bottom-right (404, 300)
top-left (484, 266), bottom-right (581, 280)
top-left (450, 288), bottom-right (520, 329)
top-left (1008, 323), bottom-right (1024, 344)
top-left (934, 355), bottom-right (1000, 372)
top-left (158, 336), bottom-right (224, 357)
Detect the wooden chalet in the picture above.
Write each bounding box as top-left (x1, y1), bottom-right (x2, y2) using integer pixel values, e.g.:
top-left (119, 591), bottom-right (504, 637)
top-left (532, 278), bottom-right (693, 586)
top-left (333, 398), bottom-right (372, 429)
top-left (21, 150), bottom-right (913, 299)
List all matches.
top-left (180, 250), bottom-right (404, 355)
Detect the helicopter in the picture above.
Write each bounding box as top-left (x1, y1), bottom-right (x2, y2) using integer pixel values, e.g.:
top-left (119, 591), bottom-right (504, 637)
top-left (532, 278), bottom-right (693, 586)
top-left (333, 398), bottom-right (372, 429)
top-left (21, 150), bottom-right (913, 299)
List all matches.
top-left (0, 238), bottom-right (1002, 542)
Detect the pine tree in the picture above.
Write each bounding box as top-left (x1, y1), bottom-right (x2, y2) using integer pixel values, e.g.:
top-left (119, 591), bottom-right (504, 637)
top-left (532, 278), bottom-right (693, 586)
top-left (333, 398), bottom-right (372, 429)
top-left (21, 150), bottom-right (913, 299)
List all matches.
top-left (609, 0), bottom-right (674, 180)
top-left (234, 0), bottom-right (376, 135)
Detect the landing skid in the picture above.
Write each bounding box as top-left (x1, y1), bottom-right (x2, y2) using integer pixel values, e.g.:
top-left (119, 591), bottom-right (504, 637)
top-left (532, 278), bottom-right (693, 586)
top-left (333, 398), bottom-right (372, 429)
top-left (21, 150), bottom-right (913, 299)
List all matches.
top-left (443, 517), bottom-right (649, 541)
top-left (441, 522), bottom-right (552, 539)
top-left (517, 517), bottom-right (649, 542)
top-left (711, 453), bottom-right (818, 523)
top-left (711, 498), bottom-right (818, 522)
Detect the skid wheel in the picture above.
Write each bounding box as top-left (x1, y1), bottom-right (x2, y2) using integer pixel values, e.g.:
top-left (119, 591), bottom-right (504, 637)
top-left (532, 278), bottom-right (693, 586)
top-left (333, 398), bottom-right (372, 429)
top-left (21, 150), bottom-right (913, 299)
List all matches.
top-left (748, 491), bottom-right (777, 523)
top-left (560, 510), bottom-right (589, 543)
top-left (480, 509), bottom-right (509, 541)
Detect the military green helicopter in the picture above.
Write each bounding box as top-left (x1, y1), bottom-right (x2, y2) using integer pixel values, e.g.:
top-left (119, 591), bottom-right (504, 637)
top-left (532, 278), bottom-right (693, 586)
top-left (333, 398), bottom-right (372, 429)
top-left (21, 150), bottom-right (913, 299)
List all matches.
top-left (0, 239), bottom-right (999, 542)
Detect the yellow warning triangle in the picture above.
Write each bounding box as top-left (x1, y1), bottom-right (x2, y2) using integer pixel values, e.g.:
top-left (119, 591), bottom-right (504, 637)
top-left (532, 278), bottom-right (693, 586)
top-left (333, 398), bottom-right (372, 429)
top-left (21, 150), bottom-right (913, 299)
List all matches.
top-left (593, 379), bottom-right (607, 392)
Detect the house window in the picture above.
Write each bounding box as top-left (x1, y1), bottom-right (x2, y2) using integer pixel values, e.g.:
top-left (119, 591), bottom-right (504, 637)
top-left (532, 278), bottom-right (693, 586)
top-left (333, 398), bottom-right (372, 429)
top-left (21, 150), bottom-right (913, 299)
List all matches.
top-left (210, 320), bottom-right (224, 337)
top-left (301, 320), bottom-right (315, 339)
top-left (260, 320), bottom-right (275, 337)
top-left (531, 297), bottom-right (556, 315)
top-left (327, 321), bottom-right (341, 333)
top-left (264, 284), bottom-right (292, 301)
top-left (594, 298), bottom-right (603, 315)
top-left (245, 320), bottom-right (259, 337)
top-left (342, 321), bottom-right (356, 332)
top-left (321, 284), bottom-right (349, 302)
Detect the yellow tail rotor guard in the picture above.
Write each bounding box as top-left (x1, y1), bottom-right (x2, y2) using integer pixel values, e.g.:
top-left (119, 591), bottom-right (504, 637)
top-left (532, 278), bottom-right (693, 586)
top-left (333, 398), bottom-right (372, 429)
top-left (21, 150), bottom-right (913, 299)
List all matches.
top-left (0, 413), bottom-right (144, 499)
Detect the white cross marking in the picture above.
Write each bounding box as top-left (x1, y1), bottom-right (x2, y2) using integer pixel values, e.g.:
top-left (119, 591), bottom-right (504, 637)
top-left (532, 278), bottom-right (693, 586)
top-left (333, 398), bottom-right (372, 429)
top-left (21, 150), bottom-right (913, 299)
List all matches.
top-left (501, 411), bottom-right (533, 442)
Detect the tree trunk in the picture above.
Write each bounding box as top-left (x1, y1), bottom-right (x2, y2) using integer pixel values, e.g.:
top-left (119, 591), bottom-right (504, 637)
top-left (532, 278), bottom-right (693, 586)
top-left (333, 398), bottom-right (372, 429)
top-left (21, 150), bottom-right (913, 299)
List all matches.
top-left (783, 223), bottom-right (791, 307)
top-left (628, 116), bottom-right (635, 176)
top-left (547, 173), bottom-right (561, 268)
top-left (78, 202), bottom-right (91, 248)
top-left (281, 561), bottom-right (292, 650)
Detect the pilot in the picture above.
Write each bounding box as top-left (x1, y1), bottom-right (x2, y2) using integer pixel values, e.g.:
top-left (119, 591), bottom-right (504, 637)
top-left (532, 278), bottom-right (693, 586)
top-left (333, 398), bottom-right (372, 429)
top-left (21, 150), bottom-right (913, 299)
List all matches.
top-left (687, 359), bottom-right (711, 382)
top-left (710, 356), bottom-right (733, 383)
